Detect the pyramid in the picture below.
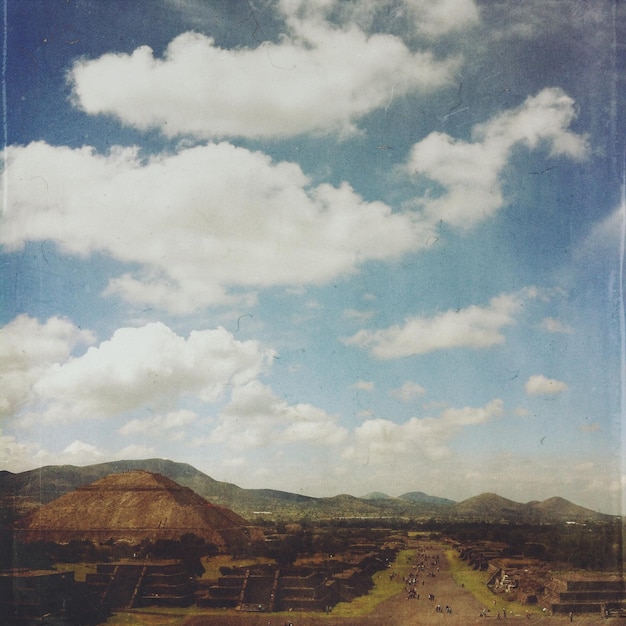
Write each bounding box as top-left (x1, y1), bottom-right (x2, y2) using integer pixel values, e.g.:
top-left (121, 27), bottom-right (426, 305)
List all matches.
top-left (13, 470), bottom-right (251, 548)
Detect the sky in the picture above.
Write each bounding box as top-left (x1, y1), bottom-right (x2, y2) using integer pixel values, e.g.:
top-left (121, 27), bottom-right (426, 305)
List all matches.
top-left (1, 0), bottom-right (625, 515)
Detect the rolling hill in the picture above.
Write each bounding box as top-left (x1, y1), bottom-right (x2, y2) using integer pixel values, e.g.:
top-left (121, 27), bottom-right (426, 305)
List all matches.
top-left (361, 491), bottom-right (392, 500)
top-left (0, 459), bottom-right (612, 524)
top-left (448, 493), bottom-right (611, 523)
top-left (399, 491), bottom-right (456, 507)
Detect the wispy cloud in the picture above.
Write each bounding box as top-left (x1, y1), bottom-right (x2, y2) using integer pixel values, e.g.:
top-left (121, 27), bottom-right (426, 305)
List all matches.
top-left (406, 88), bottom-right (589, 228)
top-left (342, 399), bottom-right (503, 464)
top-left (350, 380), bottom-right (375, 392)
top-left (343, 292), bottom-right (526, 359)
top-left (539, 317), bottom-right (574, 334)
top-left (391, 381), bottom-right (426, 402)
top-left (525, 374), bottom-right (568, 396)
top-left (343, 308), bottom-right (375, 324)
top-left (279, 0), bottom-right (479, 38)
top-left (119, 409), bottom-right (198, 440)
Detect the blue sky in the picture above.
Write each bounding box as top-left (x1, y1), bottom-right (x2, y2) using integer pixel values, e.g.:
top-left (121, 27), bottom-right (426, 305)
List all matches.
top-left (1, 0), bottom-right (624, 514)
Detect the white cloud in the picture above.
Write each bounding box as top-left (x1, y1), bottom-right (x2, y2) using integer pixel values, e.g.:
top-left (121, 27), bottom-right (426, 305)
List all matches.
top-left (119, 409), bottom-right (198, 439)
top-left (30, 321), bottom-right (270, 421)
top-left (525, 374), bottom-right (569, 396)
top-left (406, 88), bottom-right (589, 228)
top-left (278, 0), bottom-right (479, 38)
top-left (0, 430), bottom-right (148, 472)
top-left (539, 317), bottom-right (574, 334)
top-left (344, 292), bottom-right (525, 359)
top-left (343, 308), bottom-right (375, 323)
top-left (0, 431), bottom-right (43, 471)
top-left (61, 440), bottom-right (106, 460)
top-left (69, 22), bottom-right (458, 139)
top-left (207, 380), bottom-right (347, 450)
top-left (114, 444), bottom-right (157, 460)
top-left (579, 203), bottom-right (624, 259)
top-left (221, 457), bottom-right (246, 469)
top-left (402, 0), bottom-right (479, 36)
top-left (0, 315), bottom-right (94, 419)
top-left (350, 380), bottom-right (375, 392)
top-left (343, 398), bottom-right (503, 464)
top-left (1, 141), bottom-right (435, 313)
top-left (391, 381), bottom-right (426, 402)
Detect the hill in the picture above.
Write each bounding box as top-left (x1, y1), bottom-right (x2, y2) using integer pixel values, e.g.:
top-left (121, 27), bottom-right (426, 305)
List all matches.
top-left (361, 491), bottom-right (392, 500)
top-left (399, 491), bottom-right (456, 507)
top-left (0, 459), bottom-right (611, 524)
top-left (450, 493), bottom-right (611, 523)
top-left (529, 496), bottom-right (605, 522)
top-left (451, 492), bottom-right (527, 520)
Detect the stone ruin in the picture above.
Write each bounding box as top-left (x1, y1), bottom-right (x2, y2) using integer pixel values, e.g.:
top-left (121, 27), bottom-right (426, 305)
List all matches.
top-left (551, 579), bottom-right (626, 617)
top-left (0, 568), bottom-right (105, 625)
top-left (197, 551), bottom-right (395, 613)
top-left (1, 548), bottom-right (397, 621)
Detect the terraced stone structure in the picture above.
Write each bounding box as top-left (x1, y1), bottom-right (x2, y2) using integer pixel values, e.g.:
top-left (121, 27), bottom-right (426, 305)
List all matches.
top-left (0, 569), bottom-right (107, 624)
top-left (0, 569), bottom-right (74, 622)
top-left (552, 579), bottom-right (626, 616)
top-left (86, 560), bottom-right (197, 609)
top-left (198, 549), bottom-right (396, 612)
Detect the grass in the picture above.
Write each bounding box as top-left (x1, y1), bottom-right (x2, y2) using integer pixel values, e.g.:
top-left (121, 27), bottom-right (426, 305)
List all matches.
top-left (105, 610), bottom-right (200, 625)
top-left (200, 554), bottom-right (274, 580)
top-left (445, 549), bottom-right (543, 617)
top-left (329, 548), bottom-right (412, 617)
top-left (52, 561), bottom-right (99, 582)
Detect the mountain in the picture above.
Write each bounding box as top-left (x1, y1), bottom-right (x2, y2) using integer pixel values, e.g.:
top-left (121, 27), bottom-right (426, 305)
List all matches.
top-left (13, 470), bottom-right (252, 548)
top-left (399, 491), bottom-right (456, 507)
top-left (0, 459), bottom-right (612, 524)
top-left (451, 493), bottom-right (527, 520)
top-left (361, 491), bottom-right (392, 500)
top-left (450, 493), bottom-right (611, 523)
top-left (528, 496), bottom-right (605, 522)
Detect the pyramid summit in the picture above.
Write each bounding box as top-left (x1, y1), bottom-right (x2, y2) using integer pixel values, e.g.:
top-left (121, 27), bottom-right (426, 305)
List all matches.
top-left (14, 470), bottom-right (251, 548)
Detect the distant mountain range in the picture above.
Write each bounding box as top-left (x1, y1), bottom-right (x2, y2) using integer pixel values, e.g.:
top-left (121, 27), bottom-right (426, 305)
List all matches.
top-left (0, 458), bottom-right (614, 524)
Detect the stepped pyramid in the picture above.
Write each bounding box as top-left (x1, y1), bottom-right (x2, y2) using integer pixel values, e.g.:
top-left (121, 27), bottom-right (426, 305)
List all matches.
top-left (13, 470), bottom-right (251, 549)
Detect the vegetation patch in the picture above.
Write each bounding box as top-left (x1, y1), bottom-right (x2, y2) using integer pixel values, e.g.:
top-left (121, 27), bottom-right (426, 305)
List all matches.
top-left (445, 549), bottom-right (541, 616)
top-left (330, 548), bottom-right (412, 617)
top-left (200, 554), bottom-right (274, 581)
